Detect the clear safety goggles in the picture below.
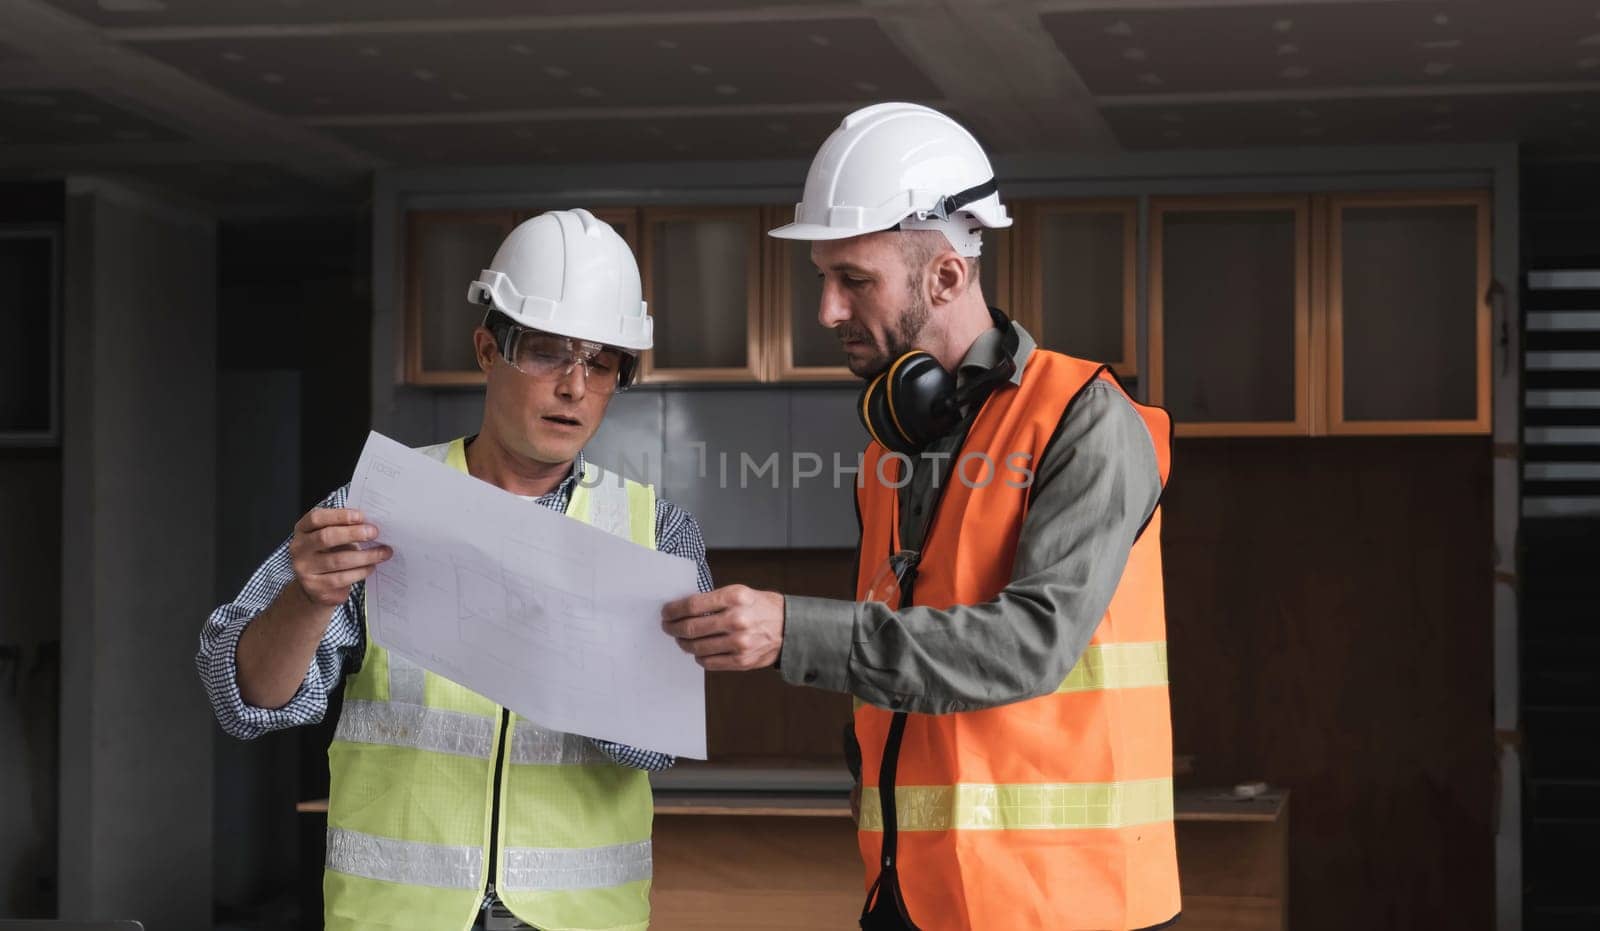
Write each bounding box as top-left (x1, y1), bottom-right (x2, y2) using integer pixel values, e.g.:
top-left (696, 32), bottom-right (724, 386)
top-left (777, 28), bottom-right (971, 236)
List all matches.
top-left (495, 325), bottom-right (636, 394)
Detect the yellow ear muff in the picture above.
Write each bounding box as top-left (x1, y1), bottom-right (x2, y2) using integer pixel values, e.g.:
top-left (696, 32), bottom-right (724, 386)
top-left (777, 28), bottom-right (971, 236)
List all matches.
top-left (861, 369), bottom-right (890, 448)
top-left (882, 351), bottom-right (922, 448)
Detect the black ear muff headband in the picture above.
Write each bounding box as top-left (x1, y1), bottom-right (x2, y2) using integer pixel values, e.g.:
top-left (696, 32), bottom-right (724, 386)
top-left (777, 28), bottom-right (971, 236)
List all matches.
top-left (856, 308), bottom-right (1021, 456)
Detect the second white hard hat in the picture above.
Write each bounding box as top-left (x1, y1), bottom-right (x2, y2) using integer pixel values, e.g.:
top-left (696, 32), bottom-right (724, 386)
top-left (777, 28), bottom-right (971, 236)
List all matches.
top-left (467, 208), bottom-right (652, 352)
top-left (768, 102), bottom-right (1011, 257)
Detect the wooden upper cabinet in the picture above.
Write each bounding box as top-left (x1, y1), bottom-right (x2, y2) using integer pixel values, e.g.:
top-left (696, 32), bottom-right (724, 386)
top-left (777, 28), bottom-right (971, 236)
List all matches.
top-left (1015, 200), bottom-right (1136, 375)
top-left (400, 192), bottom-right (1495, 432)
top-left (762, 206), bottom-right (852, 381)
top-left (1325, 191), bottom-right (1491, 435)
top-left (1150, 196), bottom-right (1312, 436)
top-left (405, 210), bottom-right (517, 385)
top-left (639, 206), bottom-right (765, 383)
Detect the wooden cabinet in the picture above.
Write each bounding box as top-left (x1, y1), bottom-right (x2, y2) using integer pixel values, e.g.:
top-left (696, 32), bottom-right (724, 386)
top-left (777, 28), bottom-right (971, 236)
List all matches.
top-left (762, 206), bottom-right (851, 381)
top-left (1326, 191), bottom-right (1491, 434)
top-left (1151, 196), bottom-right (1312, 436)
top-left (1150, 191), bottom-right (1491, 436)
top-left (402, 192), bottom-right (1492, 436)
top-left (640, 206), bottom-right (765, 382)
top-left (405, 210), bottom-right (516, 386)
top-left (1017, 200), bottom-right (1138, 375)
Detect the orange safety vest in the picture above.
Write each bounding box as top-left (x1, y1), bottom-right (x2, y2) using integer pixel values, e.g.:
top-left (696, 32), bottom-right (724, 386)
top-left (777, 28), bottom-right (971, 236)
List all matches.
top-left (853, 350), bottom-right (1180, 931)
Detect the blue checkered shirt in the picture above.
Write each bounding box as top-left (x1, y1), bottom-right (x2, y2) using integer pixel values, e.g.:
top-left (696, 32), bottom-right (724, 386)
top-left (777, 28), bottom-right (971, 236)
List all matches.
top-left (196, 451), bottom-right (712, 772)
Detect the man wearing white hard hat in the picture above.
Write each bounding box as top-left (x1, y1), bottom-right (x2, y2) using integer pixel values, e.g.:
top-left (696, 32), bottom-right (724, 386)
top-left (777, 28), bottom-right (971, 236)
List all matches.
top-left (199, 209), bottom-right (712, 931)
top-left (662, 104), bottom-right (1180, 930)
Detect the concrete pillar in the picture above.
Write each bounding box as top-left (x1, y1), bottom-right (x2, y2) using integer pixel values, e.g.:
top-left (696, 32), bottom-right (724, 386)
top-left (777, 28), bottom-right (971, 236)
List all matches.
top-left (58, 180), bottom-right (216, 930)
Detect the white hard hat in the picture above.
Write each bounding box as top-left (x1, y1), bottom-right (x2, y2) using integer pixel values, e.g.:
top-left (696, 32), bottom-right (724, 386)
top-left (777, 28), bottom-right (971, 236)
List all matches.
top-left (768, 102), bottom-right (1011, 258)
top-left (468, 208), bottom-right (652, 352)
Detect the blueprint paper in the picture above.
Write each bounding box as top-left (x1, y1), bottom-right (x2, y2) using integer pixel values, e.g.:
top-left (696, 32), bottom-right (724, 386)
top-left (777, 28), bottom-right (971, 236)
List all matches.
top-left (348, 431), bottom-right (707, 759)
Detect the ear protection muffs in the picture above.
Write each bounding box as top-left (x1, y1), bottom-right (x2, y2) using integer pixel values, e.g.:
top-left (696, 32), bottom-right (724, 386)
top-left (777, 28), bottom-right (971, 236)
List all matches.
top-left (857, 309), bottom-right (1021, 455)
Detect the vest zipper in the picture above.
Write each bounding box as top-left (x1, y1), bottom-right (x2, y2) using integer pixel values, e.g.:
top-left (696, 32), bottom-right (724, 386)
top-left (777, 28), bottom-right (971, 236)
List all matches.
top-left (486, 707), bottom-right (511, 901)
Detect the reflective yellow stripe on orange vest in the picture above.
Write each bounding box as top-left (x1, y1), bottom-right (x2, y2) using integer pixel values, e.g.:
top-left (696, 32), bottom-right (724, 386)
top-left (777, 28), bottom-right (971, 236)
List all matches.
top-left (859, 777), bottom-right (1175, 833)
top-left (851, 641), bottom-right (1168, 711)
top-left (1056, 641), bottom-right (1168, 694)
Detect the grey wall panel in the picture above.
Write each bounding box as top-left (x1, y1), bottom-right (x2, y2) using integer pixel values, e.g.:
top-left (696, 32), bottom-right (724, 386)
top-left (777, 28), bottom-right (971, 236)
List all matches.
top-left (585, 389), bottom-right (665, 488)
top-left (431, 388), bottom-right (486, 446)
top-left (662, 389), bottom-right (787, 548)
top-left (787, 388), bottom-right (867, 549)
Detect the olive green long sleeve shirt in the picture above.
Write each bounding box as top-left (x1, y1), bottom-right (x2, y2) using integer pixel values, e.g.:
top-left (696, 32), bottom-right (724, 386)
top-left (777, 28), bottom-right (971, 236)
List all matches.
top-left (779, 322), bottom-right (1164, 715)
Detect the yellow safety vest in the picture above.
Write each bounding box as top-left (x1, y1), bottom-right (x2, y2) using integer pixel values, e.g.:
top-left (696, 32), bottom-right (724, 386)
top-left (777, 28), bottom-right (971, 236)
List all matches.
top-left (324, 438), bottom-right (658, 931)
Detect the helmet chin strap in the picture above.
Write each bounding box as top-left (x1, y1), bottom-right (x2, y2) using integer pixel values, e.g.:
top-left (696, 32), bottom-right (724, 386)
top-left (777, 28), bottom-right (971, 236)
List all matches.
top-left (891, 177), bottom-right (1001, 257)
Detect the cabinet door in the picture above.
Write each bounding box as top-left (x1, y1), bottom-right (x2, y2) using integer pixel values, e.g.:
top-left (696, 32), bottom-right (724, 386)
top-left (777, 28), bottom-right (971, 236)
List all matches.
top-left (764, 206), bottom-right (851, 381)
top-left (1018, 200), bottom-right (1137, 374)
top-left (978, 224), bottom-right (1013, 316)
top-left (787, 388), bottom-right (869, 547)
top-left (405, 210), bottom-right (516, 385)
top-left (1151, 196), bottom-right (1311, 436)
top-left (641, 207), bottom-right (764, 382)
top-left (1327, 191), bottom-right (1490, 434)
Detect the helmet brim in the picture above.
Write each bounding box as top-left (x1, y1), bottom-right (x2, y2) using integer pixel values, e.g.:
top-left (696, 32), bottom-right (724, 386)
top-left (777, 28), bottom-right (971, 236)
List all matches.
top-left (509, 318), bottom-right (652, 354)
top-left (766, 221), bottom-right (878, 242)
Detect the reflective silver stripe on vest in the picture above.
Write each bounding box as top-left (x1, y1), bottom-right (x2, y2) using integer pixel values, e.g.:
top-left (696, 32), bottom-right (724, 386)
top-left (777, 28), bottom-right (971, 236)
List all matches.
top-left (388, 652), bottom-right (426, 705)
top-left (326, 826), bottom-right (483, 889)
top-left (500, 840), bottom-right (652, 892)
top-left (335, 699), bottom-right (496, 759)
top-left (509, 720), bottom-right (610, 766)
top-left (582, 464), bottom-right (631, 539)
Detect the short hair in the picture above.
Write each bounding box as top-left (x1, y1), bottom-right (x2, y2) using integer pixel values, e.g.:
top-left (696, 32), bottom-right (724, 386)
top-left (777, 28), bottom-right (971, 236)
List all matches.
top-left (896, 230), bottom-right (980, 285)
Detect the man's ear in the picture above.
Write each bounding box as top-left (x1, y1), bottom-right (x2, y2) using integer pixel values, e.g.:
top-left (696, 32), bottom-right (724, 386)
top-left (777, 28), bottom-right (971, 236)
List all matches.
top-left (928, 250), bottom-right (971, 307)
top-left (472, 326), bottom-right (498, 374)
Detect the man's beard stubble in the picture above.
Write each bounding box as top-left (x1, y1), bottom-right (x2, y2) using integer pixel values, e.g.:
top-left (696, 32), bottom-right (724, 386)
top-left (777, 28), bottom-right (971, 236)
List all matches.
top-left (841, 283), bottom-right (932, 379)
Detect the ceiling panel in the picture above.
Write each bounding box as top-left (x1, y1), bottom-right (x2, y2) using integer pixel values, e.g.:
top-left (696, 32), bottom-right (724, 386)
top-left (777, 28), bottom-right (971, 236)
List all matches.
top-left (44, 0), bottom-right (821, 28)
top-left (0, 89), bottom-right (185, 145)
top-left (1045, 0), bottom-right (1600, 96)
top-left (326, 110), bottom-right (851, 164)
top-left (101, 160), bottom-right (358, 206)
top-left (127, 18), bottom-right (935, 116)
top-left (1105, 91), bottom-right (1600, 150)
